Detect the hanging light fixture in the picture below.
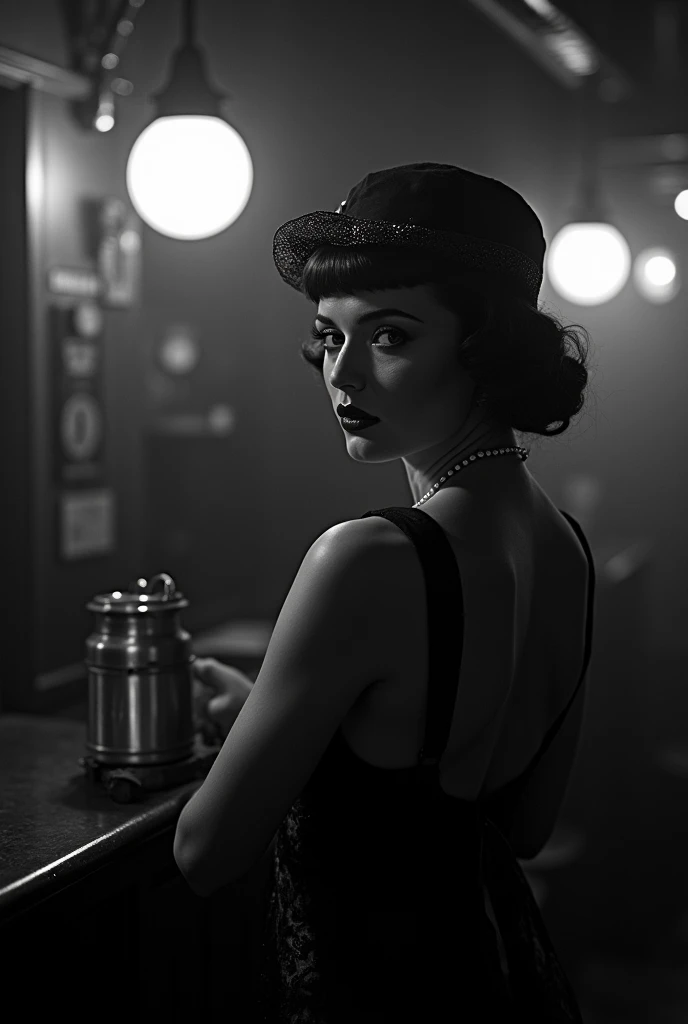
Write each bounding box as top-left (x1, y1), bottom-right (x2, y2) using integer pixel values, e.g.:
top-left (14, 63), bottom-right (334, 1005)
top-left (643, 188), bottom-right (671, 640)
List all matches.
top-left (126, 0), bottom-right (253, 240)
top-left (633, 246), bottom-right (680, 304)
top-left (547, 74), bottom-right (631, 306)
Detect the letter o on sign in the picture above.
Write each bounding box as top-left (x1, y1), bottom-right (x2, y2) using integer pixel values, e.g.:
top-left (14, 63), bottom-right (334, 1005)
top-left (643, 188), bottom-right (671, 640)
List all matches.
top-left (60, 393), bottom-right (102, 461)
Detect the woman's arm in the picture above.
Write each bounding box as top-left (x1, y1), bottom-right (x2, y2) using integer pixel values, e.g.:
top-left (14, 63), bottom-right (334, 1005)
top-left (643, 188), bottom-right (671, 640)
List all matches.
top-left (174, 520), bottom-right (388, 893)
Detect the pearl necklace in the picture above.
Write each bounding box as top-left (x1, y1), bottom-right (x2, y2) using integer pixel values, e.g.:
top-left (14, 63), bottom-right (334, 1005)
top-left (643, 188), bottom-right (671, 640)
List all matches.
top-left (412, 446), bottom-right (530, 508)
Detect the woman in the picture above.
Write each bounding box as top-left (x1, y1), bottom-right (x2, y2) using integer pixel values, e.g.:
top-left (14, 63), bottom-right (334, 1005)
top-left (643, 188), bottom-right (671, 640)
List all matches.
top-left (174, 162), bottom-right (596, 1023)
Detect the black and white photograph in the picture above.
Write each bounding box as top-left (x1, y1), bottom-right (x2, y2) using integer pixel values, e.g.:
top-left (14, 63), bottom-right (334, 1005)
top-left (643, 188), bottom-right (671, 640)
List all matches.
top-left (0, 2), bottom-right (686, 1021)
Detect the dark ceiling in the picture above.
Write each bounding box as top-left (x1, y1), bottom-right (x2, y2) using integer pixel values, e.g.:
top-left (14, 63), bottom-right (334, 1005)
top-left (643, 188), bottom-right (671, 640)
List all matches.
top-left (554, 0), bottom-right (685, 91)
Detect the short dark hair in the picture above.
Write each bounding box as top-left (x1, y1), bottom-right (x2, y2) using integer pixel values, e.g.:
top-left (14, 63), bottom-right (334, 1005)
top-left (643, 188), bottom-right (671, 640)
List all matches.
top-left (298, 244), bottom-right (592, 439)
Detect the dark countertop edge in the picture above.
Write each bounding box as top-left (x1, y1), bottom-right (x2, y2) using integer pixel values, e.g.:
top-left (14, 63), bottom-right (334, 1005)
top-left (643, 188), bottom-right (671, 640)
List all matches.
top-left (0, 778), bottom-right (200, 923)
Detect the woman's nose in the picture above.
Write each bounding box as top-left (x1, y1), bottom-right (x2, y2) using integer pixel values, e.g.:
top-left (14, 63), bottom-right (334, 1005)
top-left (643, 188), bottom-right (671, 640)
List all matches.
top-left (328, 346), bottom-right (365, 389)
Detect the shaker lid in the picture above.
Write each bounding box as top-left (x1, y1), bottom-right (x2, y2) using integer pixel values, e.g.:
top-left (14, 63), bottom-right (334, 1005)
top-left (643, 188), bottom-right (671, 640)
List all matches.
top-left (87, 572), bottom-right (189, 613)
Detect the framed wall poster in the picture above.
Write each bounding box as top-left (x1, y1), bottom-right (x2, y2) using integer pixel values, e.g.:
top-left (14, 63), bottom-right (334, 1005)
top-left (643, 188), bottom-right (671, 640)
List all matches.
top-left (96, 197), bottom-right (142, 309)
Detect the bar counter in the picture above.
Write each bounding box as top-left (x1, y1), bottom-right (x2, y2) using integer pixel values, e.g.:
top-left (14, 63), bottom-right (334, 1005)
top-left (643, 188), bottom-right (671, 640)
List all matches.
top-left (0, 713), bottom-right (270, 1022)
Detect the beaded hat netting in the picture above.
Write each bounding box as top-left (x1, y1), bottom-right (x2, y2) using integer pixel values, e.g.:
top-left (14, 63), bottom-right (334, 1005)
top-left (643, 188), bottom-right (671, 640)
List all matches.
top-left (272, 161), bottom-right (547, 305)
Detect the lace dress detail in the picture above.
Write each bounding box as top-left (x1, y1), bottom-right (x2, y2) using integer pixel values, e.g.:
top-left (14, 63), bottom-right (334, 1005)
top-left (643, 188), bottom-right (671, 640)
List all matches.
top-left (257, 805), bottom-right (323, 1022)
top-left (254, 507), bottom-right (595, 1023)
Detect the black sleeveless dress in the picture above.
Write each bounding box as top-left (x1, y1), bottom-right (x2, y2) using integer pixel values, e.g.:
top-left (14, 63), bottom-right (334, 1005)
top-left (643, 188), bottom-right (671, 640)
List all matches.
top-left (255, 506), bottom-right (595, 1023)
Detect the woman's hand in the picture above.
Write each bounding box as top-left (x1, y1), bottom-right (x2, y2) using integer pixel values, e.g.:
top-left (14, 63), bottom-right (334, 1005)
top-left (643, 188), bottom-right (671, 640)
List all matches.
top-left (192, 657), bottom-right (255, 743)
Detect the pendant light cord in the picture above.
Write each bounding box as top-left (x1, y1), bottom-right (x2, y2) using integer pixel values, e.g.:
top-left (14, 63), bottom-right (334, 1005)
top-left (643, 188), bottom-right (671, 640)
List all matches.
top-left (183, 0), bottom-right (196, 47)
top-left (576, 73), bottom-right (604, 219)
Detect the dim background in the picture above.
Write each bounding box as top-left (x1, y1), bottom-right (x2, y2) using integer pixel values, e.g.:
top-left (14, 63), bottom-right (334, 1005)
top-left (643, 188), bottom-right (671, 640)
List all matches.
top-left (1, 1), bottom-right (687, 1020)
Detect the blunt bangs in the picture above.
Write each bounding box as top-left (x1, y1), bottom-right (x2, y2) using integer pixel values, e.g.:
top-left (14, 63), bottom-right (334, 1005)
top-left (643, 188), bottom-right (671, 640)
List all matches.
top-left (300, 245), bottom-right (456, 303)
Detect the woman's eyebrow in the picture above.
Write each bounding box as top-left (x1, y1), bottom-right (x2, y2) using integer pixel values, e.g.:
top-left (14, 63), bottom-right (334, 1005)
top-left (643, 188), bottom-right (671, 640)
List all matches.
top-left (314, 307), bottom-right (425, 326)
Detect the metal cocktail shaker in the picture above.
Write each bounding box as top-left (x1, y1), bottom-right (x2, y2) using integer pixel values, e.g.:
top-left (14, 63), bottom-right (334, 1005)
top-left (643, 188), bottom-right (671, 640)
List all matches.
top-left (84, 572), bottom-right (195, 766)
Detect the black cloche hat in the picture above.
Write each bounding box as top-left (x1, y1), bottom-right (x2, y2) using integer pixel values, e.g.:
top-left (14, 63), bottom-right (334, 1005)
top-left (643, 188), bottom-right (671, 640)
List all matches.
top-left (272, 162), bottom-right (546, 305)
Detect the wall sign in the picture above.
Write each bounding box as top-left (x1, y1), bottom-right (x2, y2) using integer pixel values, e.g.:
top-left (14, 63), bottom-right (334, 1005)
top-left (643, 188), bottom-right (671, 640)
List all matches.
top-left (50, 302), bottom-right (116, 560)
top-left (47, 267), bottom-right (101, 298)
top-left (60, 488), bottom-right (115, 560)
top-left (51, 302), bottom-right (106, 485)
top-left (74, 301), bottom-right (104, 338)
top-left (60, 392), bottom-right (103, 463)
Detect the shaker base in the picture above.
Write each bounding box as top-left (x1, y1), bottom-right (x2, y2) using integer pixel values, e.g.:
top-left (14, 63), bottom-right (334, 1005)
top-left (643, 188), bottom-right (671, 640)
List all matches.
top-left (78, 733), bottom-right (221, 804)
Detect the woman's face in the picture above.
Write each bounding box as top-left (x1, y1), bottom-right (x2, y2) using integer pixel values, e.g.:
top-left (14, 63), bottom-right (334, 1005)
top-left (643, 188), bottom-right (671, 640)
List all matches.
top-left (317, 284), bottom-right (478, 467)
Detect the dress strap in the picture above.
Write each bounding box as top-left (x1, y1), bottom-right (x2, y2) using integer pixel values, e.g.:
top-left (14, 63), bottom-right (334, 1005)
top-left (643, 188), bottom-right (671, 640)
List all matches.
top-left (507, 510), bottom-right (596, 798)
top-left (360, 506), bottom-right (465, 768)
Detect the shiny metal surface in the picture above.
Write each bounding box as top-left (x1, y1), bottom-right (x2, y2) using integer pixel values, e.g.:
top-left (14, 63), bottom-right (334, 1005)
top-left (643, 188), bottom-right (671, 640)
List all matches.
top-left (85, 573), bottom-right (195, 766)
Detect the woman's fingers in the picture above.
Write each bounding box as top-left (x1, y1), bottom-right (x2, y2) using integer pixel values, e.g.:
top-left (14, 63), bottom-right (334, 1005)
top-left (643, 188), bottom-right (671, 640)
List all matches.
top-left (192, 658), bottom-right (229, 698)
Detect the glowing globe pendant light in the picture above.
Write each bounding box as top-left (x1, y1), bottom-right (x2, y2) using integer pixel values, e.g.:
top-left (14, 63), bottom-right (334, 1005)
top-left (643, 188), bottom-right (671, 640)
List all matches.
top-left (547, 222), bottom-right (631, 306)
top-left (126, 0), bottom-right (253, 240)
top-left (546, 76), bottom-right (630, 306)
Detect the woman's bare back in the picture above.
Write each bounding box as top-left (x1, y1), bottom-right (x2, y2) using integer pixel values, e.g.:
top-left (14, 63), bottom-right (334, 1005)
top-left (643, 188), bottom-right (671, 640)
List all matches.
top-left (340, 470), bottom-right (590, 802)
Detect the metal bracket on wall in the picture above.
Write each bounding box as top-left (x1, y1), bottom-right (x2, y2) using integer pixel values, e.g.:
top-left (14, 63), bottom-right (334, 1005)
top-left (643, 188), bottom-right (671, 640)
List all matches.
top-left (0, 44), bottom-right (90, 98)
top-left (0, 0), bottom-right (144, 116)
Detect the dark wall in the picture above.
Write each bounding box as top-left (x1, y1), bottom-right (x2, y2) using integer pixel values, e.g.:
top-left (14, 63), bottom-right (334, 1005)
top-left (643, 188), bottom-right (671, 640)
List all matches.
top-left (0, 84), bottom-right (33, 708)
top-left (0, 50), bottom-right (157, 709)
top-left (26, 85), bottom-right (150, 704)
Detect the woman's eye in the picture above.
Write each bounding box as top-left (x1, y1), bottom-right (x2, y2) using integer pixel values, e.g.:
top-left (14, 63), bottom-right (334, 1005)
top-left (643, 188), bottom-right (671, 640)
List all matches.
top-left (310, 325), bottom-right (407, 351)
top-left (370, 328), bottom-right (405, 347)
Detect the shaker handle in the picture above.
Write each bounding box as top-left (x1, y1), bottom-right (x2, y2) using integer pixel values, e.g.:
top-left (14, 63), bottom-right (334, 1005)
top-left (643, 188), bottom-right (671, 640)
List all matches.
top-left (148, 573), bottom-right (177, 600)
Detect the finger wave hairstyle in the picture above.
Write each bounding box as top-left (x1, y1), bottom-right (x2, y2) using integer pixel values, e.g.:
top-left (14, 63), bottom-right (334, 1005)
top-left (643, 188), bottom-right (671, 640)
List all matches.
top-left (298, 244), bottom-right (592, 439)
